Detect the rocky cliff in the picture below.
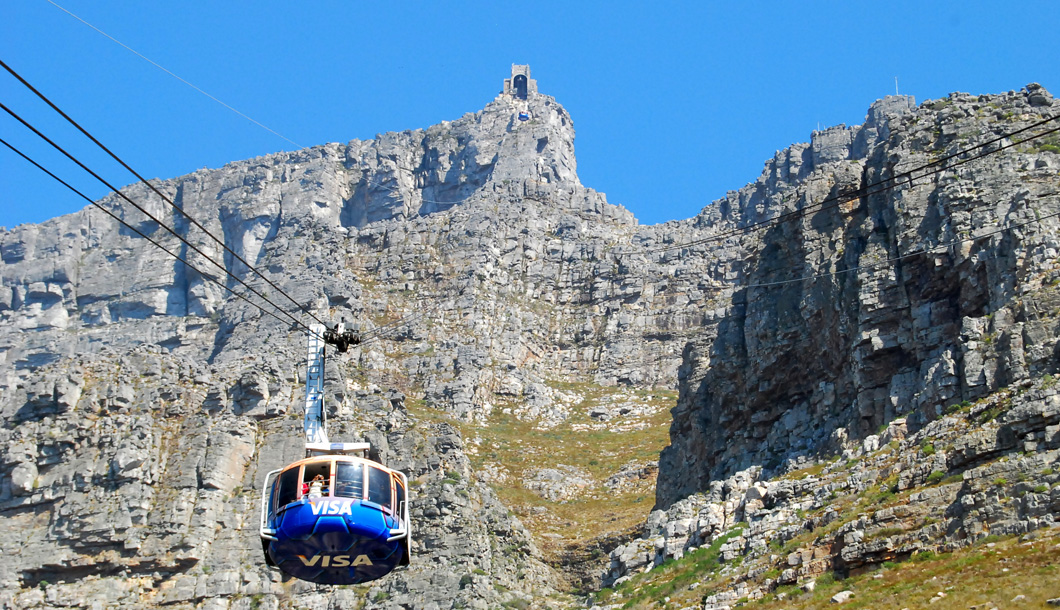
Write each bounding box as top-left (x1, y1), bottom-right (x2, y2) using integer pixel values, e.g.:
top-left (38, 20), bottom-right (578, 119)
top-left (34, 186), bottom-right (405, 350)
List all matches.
top-left (655, 83), bottom-right (1060, 508)
top-left (602, 84), bottom-right (1060, 606)
top-left (0, 75), bottom-right (727, 610)
top-left (1, 72), bottom-right (1059, 610)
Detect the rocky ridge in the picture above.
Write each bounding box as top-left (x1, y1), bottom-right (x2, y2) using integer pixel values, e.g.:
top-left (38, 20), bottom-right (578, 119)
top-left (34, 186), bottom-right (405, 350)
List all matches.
top-left (0, 84), bottom-right (627, 610)
top-left (657, 85), bottom-right (1060, 509)
top-left (0, 73), bottom-right (1058, 610)
top-left (607, 84), bottom-right (1060, 606)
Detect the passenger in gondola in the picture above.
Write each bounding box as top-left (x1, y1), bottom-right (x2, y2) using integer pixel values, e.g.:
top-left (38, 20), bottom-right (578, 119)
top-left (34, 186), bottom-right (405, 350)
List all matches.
top-left (308, 474), bottom-right (325, 498)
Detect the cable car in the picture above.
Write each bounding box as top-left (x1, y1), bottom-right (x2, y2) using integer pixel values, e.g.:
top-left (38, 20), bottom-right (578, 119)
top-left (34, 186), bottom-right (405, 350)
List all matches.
top-left (259, 444), bottom-right (410, 584)
top-left (259, 324), bottom-right (410, 584)
top-left (518, 111), bottom-right (530, 121)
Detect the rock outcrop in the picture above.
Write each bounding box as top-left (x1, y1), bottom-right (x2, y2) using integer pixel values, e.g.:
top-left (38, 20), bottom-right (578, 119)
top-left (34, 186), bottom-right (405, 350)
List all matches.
top-left (0, 81), bottom-right (611, 610)
top-left (606, 377), bottom-right (1060, 592)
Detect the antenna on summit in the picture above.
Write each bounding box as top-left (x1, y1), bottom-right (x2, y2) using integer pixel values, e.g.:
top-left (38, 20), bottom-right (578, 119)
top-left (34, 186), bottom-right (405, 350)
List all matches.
top-left (895, 77), bottom-right (899, 96)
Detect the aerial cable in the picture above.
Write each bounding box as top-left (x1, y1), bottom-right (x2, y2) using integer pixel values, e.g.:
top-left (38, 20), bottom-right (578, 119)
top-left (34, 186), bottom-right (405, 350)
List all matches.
top-left (358, 297), bottom-right (443, 342)
top-left (41, 0), bottom-right (303, 150)
top-left (621, 113), bottom-right (1060, 256)
top-left (334, 115), bottom-right (1060, 323)
top-left (626, 114), bottom-right (1060, 255)
top-left (18, 3), bottom-right (510, 214)
top-left (1, 104), bottom-right (455, 345)
top-left (348, 271), bottom-right (474, 343)
top-left (0, 102), bottom-right (315, 335)
top-left (640, 122), bottom-right (1060, 300)
top-left (23, 4), bottom-right (512, 207)
top-left (611, 126), bottom-right (1060, 299)
top-left (627, 113), bottom-right (1060, 255)
top-left (14, 37), bottom-right (1051, 337)
top-left (745, 204), bottom-right (1060, 289)
top-left (0, 59), bottom-right (327, 327)
top-left (509, 121), bottom-right (1060, 308)
top-left (0, 136), bottom-right (303, 330)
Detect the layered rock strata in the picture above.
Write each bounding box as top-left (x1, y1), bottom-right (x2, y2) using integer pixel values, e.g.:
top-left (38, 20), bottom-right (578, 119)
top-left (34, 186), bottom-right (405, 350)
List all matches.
top-left (656, 84), bottom-right (1060, 509)
top-left (1, 75), bottom-right (1058, 610)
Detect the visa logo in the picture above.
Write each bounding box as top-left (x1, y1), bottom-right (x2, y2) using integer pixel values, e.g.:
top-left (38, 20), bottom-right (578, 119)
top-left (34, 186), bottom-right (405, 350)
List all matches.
top-left (297, 554), bottom-right (373, 567)
top-left (309, 500), bottom-right (354, 516)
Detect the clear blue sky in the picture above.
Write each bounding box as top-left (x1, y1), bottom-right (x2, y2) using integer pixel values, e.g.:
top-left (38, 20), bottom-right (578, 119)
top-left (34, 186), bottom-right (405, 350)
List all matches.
top-left (2, 1), bottom-right (1059, 229)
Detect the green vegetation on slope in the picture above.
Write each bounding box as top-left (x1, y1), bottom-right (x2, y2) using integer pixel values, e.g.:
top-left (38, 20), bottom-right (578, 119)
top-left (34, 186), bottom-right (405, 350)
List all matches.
top-left (596, 523), bottom-right (1059, 610)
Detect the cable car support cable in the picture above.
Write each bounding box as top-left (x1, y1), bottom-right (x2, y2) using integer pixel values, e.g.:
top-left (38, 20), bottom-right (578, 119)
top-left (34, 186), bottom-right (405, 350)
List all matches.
top-left (40, 0), bottom-right (305, 150)
top-left (0, 59), bottom-right (326, 328)
top-left (0, 101), bottom-right (325, 335)
top-left (0, 136), bottom-right (306, 329)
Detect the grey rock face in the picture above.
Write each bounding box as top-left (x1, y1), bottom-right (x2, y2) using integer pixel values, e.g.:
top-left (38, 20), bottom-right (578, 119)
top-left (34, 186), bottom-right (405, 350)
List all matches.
top-left (606, 377), bottom-right (1060, 594)
top-left (0, 86), bottom-right (606, 609)
top-left (2, 76), bottom-right (1058, 609)
top-left (0, 347), bottom-right (556, 610)
top-left (657, 87), bottom-right (1060, 510)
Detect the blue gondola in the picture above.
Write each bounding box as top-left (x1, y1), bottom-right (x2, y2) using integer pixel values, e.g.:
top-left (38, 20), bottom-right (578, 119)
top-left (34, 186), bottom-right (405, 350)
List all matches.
top-left (518, 112), bottom-right (530, 121)
top-left (259, 324), bottom-right (410, 585)
top-left (259, 448), bottom-right (410, 584)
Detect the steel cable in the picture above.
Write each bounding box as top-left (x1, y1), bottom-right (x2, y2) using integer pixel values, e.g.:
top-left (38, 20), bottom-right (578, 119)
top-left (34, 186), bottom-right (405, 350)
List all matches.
top-left (1, 59), bottom-right (327, 327)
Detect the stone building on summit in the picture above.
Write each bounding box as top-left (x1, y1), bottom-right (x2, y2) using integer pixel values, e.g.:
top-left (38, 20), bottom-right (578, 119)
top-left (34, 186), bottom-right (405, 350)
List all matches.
top-left (502, 64), bottom-right (537, 100)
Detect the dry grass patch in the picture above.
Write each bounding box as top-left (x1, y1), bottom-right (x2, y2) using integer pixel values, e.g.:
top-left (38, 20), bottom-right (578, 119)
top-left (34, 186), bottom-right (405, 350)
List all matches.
top-left (465, 383), bottom-right (675, 556)
top-left (754, 531), bottom-right (1060, 610)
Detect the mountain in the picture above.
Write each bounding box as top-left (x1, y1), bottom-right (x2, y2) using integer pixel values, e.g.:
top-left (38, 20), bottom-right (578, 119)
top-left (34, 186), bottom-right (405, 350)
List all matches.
top-left (1, 66), bottom-right (1059, 609)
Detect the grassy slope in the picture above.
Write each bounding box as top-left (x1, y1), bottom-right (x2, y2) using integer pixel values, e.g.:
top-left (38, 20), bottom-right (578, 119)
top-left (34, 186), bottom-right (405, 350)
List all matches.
top-left (466, 384), bottom-right (673, 547)
top-left (592, 513), bottom-right (1060, 610)
top-left (758, 532), bottom-right (1060, 610)
top-left (404, 379), bottom-right (675, 591)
